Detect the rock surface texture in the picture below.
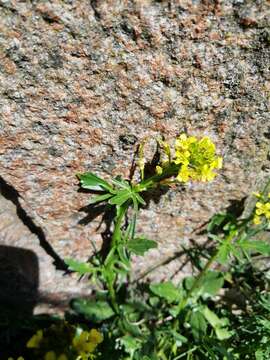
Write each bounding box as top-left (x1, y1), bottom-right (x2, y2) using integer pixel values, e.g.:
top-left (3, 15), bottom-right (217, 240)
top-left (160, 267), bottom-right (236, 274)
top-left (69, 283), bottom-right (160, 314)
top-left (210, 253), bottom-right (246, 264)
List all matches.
top-left (0, 0), bottom-right (270, 298)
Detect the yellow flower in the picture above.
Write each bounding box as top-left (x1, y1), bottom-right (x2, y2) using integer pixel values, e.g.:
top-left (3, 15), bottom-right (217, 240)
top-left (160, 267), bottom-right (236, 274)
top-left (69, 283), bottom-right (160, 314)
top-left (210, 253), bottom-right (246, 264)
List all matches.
top-left (175, 134), bottom-right (197, 150)
top-left (44, 351), bottom-right (57, 360)
top-left (201, 164), bottom-right (217, 182)
top-left (253, 198), bottom-right (270, 224)
top-left (27, 329), bottom-right (43, 348)
top-left (73, 329), bottom-right (103, 356)
top-left (156, 165), bottom-right (163, 175)
top-left (174, 134), bottom-right (222, 183)
top-left (44, 352), bottom-right (67, 360)
top-left (88, 329), bottom-right (103, 345)
top-left (58, 354), bottom-right (68, 360)
top-left (176, 165), bottom-right (190, 182)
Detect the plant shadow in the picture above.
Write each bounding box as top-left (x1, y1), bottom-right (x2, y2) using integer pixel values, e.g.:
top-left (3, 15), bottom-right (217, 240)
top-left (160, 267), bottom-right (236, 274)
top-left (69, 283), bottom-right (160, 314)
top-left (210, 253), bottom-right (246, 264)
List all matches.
top-left (0, 245), bottom-right (39, 357)
top-left (78, 147), bottom-right (186, 262)
top-left (135, 196), bottom-right (248, 282)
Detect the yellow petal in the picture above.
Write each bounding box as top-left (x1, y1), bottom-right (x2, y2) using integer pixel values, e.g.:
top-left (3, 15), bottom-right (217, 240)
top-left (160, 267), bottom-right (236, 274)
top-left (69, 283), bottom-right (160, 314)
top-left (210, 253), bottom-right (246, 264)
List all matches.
top-left (89, 329), bottom-right (103, 344)
top-left (27, 330), bottom-right (43, 348)
top-left (253, 215), bottom-right (261, 225)
top-left (44, 351), bottom-right (57, 360)
top-left (156, 165), bottom-right (163, 175)
top-left (58, 354), bottom-right (68, 360)
top-left (179, 134), bottom-right (187, 141)
top-left (256, 202), bottom-right (263, 208)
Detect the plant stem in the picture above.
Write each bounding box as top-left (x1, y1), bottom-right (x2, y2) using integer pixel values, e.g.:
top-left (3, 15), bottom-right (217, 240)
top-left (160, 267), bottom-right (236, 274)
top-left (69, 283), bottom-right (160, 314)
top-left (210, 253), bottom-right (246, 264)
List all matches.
top-left (108, 279), bottom-right (119, 313)
top-left (136, 164), bottom-right (179, 192)
top-left (178, 229), bottom-right (236, 311)
top-left (111, 202), bottom-right (129, 247)
top-left (179, 251), bottom-right (219, 310)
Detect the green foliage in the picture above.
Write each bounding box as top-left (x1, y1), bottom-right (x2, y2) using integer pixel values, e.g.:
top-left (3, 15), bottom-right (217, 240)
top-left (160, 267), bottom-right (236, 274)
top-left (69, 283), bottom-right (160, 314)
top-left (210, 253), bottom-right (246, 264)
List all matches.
top-left (70, 143), bottom-right (270, 360)
top-left (127, 238), bottom-right (158, 255)
top-left (7, 136), bottom-right (270, 360)
top-left (71, 299), bottom-right (115, 323)
top-left (150, 281), bottom-right (182, 303)
top-left (65, 258), bottom-right (95, 275)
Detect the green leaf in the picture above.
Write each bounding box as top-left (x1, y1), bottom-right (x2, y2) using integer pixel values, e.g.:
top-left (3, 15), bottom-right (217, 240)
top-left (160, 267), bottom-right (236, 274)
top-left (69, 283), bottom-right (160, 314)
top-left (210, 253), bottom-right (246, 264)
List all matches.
top-left (202, 306), bottom-right (232, 340)
top-left (120, 318), bottom-right (141, 337)
top-left (171, 331), bottom-right (188, 346)
top-left (108, 189), bottom-right (132, 206)
top-left (184, 272), bottom-right (224, 297)
top-left (150, 281), bottom-right (181, 303)
top-left (117, 245), bottom-right (131, 269)
top-left (71, 299), bottom-right (115, 322)
top-left (238, 240), bottom-right (270, 255)
top-left (77, 172), bottom-right (113, 192)
top-left (200, 271), bottom-right (224, 296)
top-left (111, 176), bottom-right (130, 189)
top-left (135, 192), bottom-right (146, 205)
top-left (207, 213), bottom-right (234, 233)
top-left (215, 327), bottom-right (233, 341)
top-left (127, 238), bottom-right (158, 256)
top-left (190, 310), bottom-right (207, 339)
top-left (65, 258), bottom-right (94, 275)
top-left (255, 350), bottom-right (264, 360)
top-left (88, 192), bottom-right (112, 204)
top-left (202, 306), bottom-right (224, 328)
top-left (119, 335), bottom-right (141, 355)
top-left (217, 242), bottom-right (232, 264)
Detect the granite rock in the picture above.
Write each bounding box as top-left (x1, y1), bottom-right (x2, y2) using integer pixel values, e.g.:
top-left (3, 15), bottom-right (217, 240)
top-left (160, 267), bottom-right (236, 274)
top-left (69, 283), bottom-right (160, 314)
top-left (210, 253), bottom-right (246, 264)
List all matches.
top-left (0, 0), bottom-right (270, 296)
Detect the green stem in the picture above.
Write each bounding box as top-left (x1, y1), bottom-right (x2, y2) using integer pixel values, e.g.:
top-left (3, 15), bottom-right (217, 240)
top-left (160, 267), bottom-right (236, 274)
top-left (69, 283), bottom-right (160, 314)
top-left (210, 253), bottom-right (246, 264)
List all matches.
top-left (136, 163), bottom-right (179, 192)
top-left (111, 202), bottom-right (129, 247)
top-left (178, 230), bottom-right (236, 311)
top-left (130, 200), bottom-right (138, 240)
top-left (180, 252), bottom-right (218, 310)
top-left (108, 279), bottom-right (119, 313)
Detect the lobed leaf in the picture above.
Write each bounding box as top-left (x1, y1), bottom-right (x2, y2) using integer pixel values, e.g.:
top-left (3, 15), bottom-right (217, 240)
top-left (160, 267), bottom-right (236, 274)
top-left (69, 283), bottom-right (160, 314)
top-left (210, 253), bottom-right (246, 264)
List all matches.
top-left (108, 189), bottom-right (132, 206)
top-left (88, 192), bottom-right (113, 204)
top-left (65, 258), bottom-right (95, 275)
top-left (238, 240), bottom-right (270, 255)
top-left (150, 281), bottom-right (181, 303)
top-left (127, 238), bottom-right (158, 256)
top-left (77, 172), bottom-right (113, 192)
top-left (71, 299), bottom-right (115, 322)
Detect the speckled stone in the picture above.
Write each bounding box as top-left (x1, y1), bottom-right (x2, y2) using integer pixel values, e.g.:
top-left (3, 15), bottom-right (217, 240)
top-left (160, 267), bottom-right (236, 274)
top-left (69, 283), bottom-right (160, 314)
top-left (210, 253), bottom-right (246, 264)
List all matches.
top-left (0, 0), bottom-right (270, 291)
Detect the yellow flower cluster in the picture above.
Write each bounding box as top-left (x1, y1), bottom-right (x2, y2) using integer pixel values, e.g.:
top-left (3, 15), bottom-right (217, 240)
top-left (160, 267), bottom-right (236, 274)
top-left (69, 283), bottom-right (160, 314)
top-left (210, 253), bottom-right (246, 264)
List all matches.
top-left (253, 192), bottom-right (270, 225)
top-left (27, 329), bottom-right (43, 348)
top-left (73, 329), bottom-right (103, 360)
top-left (174, 134), bottom-right (222, 183)
top-left (24, 324), bottom-right (103, 360)
top-left (44, 352), bottom-right (68, 360)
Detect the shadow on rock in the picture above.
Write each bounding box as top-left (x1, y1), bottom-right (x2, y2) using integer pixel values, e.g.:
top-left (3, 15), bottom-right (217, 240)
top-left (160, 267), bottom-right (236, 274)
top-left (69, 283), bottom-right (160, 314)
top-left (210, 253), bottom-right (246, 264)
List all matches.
top-left (0, 245), bottom-right (39, 357)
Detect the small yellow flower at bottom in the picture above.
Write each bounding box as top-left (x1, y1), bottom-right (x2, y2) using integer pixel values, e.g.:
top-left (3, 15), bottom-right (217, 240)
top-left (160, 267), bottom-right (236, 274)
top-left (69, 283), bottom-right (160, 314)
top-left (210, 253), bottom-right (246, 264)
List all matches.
top-left (58, 354), bottom-right (68, 360)
top-left (44, 351), bottom-right (68, 360)
top-left (73, 329), bottom-right (103, 357)
top-left (88, 329), bottom-right (103, 345)
top-left (27, 329), bottom-right (43, 348)
top-left (8, 357), bottom-right (24, 360)
top-left (44, 351), bottom-right (57, 360)
top-left (73, 331), bottom-right (95, 353)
